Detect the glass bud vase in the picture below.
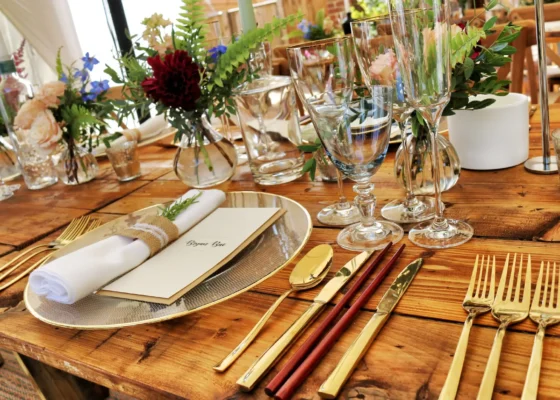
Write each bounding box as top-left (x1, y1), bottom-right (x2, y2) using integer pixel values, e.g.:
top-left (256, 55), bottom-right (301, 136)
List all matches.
top-left (174, 115), bottom-right (237, 188)
top-left (395, 132), bottom-right (460, 196)
top-left (52, 143), bottom-right (99, 185)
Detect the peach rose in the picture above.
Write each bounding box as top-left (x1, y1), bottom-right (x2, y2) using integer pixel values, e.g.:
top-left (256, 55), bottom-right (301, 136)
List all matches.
top-left (14, 99), bottom-right (47, 130)
top-left (27, 109), bottom-right (63, 152)
top-left (368, 49), bottom-right (398, 85)
top-left (36, 81), bottom-right (66, 108)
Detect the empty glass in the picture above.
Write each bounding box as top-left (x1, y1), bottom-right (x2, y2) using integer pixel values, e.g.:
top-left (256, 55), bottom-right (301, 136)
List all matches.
top-left (288, 37), bottom-right (403, 250)
top-left (106, 140), bottom-right (141, 182)
top-left (233, 76), bottom-right (305, 185)
top-left (390, 0), bottom-right (473, 248)
top-left (287, 38), bottom-right (361, 227)
top-left (352, 16), bottom-right (437, 224)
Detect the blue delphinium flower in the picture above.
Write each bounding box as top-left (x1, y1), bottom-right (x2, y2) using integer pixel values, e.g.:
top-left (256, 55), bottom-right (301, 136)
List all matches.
top-left (297, 20), bottom-right (310, 35)
top-left (90, 80), bottom-right (110, 95)
top-left (60, 73), bottom-right (68, 83)
top-left (82, 52), bottom-right (99, 71)
top-left (208, 45), bottom-right (227, 62)
top-left (74, 68), bottom-right (89, 83)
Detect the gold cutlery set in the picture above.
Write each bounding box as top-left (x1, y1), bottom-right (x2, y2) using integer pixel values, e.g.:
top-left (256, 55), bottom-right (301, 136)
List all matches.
top-left (214, 243), bottom-right (423, 399)
top-left (441, 253), bottom-right (558, 400)
top-left (0, 216), bottom-right (99, 291)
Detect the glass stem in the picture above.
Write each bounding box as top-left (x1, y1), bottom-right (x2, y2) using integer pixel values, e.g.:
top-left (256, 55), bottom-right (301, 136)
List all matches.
top-left (335, 169), bottom-right (351, 210)
top-left (398, 119), bottom-right (417, 208)
top-left (354, 183), bottom-right (376, 227)
top-left (428, 123), bottom-right (448, 230)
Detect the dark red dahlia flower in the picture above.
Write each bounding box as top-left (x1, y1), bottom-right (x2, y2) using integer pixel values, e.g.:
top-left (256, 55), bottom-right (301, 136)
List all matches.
top-left (142, 50), bottom-right (202, 111)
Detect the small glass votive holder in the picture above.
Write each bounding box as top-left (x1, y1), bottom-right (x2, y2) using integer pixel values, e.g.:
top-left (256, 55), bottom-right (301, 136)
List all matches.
top-left (106, 140), bottom-right (141, 182)
top-left (552, 130), bottom-right (560, 180)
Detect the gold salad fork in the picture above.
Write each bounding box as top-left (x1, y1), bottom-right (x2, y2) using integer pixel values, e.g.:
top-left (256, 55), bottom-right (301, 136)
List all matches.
top-left (477, 254), bottom-right (531, 400)
top-left (0, 218), bottom-right (101, 291)
top-left (439, 255), bottom-right (495, 400)
top-left (521, 261), bottom-right (560, 400)
top-left (0, 216), bottom-right (92, 277)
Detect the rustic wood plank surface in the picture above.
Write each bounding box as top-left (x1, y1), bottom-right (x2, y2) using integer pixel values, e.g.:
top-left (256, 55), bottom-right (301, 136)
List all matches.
top-left (0, 106), bottom-right (559, 399)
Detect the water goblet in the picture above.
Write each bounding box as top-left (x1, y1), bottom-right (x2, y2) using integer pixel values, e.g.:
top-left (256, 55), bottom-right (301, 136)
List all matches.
top-left (287, 38), bottom-right (361, 227)
top-left (389, 0), bottom-right (473, 248)
top-left (351, 16), bottom-right (437, 223)
top-left (288, 37), bottom-right (403, 250)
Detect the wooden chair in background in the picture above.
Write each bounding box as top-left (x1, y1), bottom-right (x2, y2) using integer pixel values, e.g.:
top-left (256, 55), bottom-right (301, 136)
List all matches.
top-left (462, 8), bottom-right (486, 28)
top-left (508, 3), bottom-right (560, 22)
top-left (204, 11), bottom-right (232, 41)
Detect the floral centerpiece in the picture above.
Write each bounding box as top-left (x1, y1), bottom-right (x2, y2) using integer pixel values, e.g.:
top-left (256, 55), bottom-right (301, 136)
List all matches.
top-left (14, 51), bottom-right (113, 184)
top-left (105, 1), bottom-right (301, 188)
top-left (290, 9), bottom-right (340, 41)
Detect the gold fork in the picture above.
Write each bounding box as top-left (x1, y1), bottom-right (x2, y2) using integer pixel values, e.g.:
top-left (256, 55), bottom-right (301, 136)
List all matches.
top-left (0, 216), bottom-right (91, 275)
top-left (439, 255), bottom-right (495, 400)
top-left (477, 253), bottom-right (532, 400)
top-left (521, 261), bottom-right (560, 400)
top-left (0, 219), bottom-right (101, 291)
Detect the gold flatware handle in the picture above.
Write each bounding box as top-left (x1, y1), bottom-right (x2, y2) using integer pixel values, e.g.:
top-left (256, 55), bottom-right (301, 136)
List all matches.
top-left (214, 289), bottom-right (293, 372)
top-left (0, 247), bottom-right (52, 281)
top-left (318, 312), bottom-right (389, 399)
top-left (0, 254), bottom-right (51, 291)
top-left (439, 312), bottom-right (476, 400)
top-left (0, 244), bottom-right (49, 273)
top-left (477, 323), bottom-right (507, 400)
top-left (521, 324), bottom-right (545, 400)
top-left (237, 301), bottom-right (324, 391)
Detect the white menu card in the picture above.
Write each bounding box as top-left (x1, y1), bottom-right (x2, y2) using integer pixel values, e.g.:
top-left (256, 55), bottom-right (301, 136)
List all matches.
top-left (97, 207), bottom-right (284, 304)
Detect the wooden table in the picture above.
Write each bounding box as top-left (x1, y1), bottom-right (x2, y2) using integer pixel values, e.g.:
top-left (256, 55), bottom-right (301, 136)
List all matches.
top-left (0, 106), bottom-right (560, 399)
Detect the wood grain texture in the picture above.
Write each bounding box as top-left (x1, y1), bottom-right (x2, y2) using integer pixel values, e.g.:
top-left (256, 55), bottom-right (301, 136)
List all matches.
top-left (0, 105), bottom-right (559, 398)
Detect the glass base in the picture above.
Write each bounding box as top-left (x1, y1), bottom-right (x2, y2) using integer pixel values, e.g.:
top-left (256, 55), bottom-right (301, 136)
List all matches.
top-left (317, 203), bottom-right (361, 226)
top-left (381, 196), bottom-right (438, 223)
top-left (337, 220), bottom-right (404, 251)
top-left (235, 145), bottom-right (248, 165)
top-left (409, 219), bottom-right (473, 249)
top-left (0, 183), bottom-right (19, 200)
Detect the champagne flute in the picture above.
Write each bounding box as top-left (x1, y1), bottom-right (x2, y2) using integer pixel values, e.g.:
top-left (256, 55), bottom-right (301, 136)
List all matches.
top-left (351, 16), bottom-right (437, 223)
top-left (389, 0), bottom-right (473, 248)
top-left (288, 38), bottom-right (403, 250)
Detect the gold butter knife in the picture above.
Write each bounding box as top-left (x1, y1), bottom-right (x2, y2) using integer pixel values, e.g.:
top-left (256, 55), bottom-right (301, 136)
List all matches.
top-left (236, 251), bottom-right (373, 392)
top-left (318, 258), bottom-right (423, 399)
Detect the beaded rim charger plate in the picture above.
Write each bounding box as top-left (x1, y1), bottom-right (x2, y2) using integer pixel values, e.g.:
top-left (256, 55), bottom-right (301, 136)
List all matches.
top-left (25, 191), bottom-right (312, 330)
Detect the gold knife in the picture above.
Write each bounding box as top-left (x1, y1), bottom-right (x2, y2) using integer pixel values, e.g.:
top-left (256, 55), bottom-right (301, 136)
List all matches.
top-left (236, 251), bottom-right (373, 392)
top-left (318, 258), bottom-right (423, 399)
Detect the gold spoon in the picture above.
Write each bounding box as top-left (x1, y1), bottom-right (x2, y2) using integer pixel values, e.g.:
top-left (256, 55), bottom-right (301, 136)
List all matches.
top-left (213, 244), bottom-right (334, 372)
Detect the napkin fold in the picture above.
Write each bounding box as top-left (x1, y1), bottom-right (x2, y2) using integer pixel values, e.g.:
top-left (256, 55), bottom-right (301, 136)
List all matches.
top-left (29, 189), bottom-right (226, 304)
top-left (94, 115), bottom-right (168, 155)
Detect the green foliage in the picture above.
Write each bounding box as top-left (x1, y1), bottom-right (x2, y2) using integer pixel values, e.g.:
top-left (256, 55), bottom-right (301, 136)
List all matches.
top-left (60, 104), bottom-right (106, 141)
top-left (351, 0), bottom-right (388, 19)
top-left (175, 0), bottom-right (207, 63)
top-left (298, 138), bottom-right (323, 181)
top-left (159, 191), bottom-right (202, 221)
top-left (55, 48), bottom-right (64, 80)
top-left (451, 26), bottom-right (486, 66)
top-left (210, 13), bottom-right (303, 90)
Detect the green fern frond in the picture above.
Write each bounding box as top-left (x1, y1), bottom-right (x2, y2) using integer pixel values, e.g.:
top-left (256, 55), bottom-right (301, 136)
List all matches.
top-left (210, 12), bottom-right (303, 88)
top-left (176, 0), bottom-right (207, 62)
top-left (61, 105), bottom-right (106, 141)
top-left (56, 48), bottom-right (64, 80)
top-left (451, 26), bottom-right (486, 66)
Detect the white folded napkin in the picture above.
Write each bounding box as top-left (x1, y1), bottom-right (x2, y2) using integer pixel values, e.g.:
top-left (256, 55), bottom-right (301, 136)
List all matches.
top-left (29, 189), bottom-right (226, 304)
top-left (94, 114), bottom-right (168, 155)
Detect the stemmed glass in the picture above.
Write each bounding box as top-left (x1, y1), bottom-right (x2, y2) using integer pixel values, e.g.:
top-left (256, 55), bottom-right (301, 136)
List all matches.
top-left (351, 16), bottom-right (437, 223)
top-left (287, 37), bottom-right (403, 251)
top-left (389, 0), bottom-right (473, 248)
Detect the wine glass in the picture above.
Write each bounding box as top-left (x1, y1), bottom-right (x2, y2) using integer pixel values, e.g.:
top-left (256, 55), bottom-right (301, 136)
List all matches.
top-left (389, 0), bottom-right (473, 248)
top-left (287, 37), bottom-right (403, 251)
top-left (287, 39), bottom-right (361, 227)
top-left (351, 16), bottom-right (437, 223)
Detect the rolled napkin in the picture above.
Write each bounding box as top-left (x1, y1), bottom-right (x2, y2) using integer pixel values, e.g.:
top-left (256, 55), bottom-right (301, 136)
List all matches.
top-left (29, 189), bottom-right (226, 304)
top-left (94, 114), bottom-right (168, 155)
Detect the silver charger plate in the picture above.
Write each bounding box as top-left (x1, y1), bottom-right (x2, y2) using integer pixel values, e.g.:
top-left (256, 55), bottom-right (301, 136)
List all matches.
top-left (25, 192), bottom-right (312, 329)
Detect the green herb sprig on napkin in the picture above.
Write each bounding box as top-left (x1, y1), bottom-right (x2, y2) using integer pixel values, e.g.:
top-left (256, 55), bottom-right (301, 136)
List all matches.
top-left (158, 192), bottom-right (202, 221)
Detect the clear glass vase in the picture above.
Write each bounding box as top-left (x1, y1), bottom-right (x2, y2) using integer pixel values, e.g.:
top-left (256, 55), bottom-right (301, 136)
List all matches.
top-left (0, 140), bottom-right (20, 181)
top-left (174, 115), bottom-right (237, 188)
top-left (395, 132), bottom-right (460, 196)
top-left (52, 143), bottom-right (99, 185)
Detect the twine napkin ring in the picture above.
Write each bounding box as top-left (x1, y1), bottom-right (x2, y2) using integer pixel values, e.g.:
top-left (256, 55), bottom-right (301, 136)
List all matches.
top-left (119, 215), bottom-right (179, 256)
top-left (122, 128), bottom-right (141, 142)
